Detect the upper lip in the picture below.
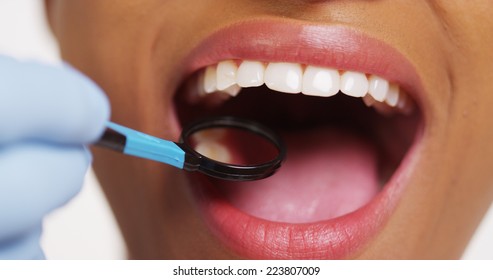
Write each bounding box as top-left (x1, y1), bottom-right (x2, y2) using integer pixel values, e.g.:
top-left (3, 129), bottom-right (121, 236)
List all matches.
top-left (178, 18), bottom-right (428, 119)
top-left (173, 18), bottom-right (427, 259)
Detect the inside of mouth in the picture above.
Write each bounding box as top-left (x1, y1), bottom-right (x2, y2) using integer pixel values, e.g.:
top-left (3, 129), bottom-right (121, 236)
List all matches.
top-left (174, 80), bottom-right (422, 224)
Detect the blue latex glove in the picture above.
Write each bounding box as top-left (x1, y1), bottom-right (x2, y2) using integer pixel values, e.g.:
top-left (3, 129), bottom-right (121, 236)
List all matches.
top-left (0, 55), bottom-right (110, 259)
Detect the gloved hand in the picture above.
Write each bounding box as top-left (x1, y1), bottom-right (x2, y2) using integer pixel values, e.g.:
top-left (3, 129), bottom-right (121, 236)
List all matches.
top-left (0, 55), bottom-right (110, 259)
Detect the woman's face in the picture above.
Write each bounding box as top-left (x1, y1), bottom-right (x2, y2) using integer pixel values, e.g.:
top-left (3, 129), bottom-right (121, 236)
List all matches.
top-left (47, 1), bottom-right (493, 259)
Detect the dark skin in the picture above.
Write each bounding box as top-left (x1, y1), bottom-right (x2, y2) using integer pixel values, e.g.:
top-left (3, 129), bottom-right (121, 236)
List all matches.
top-left (46, 1), bottom-right (493, 259)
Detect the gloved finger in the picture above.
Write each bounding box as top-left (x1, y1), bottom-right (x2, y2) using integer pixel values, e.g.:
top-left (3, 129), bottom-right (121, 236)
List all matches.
top-left (0, 142), bottom-right (90, 241)
top-left (0, 224), bottom-right (44, 260)
top-left (0, 55), bottom-right (110, 144)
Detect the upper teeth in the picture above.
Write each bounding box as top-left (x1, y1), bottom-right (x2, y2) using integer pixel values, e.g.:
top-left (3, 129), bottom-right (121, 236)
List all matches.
top-left (193, 59), bottom-right (414, 115)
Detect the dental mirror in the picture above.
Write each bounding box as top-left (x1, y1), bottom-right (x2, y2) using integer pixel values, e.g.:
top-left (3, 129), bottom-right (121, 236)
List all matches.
top-left (96, 116), bottom-right (285, 181)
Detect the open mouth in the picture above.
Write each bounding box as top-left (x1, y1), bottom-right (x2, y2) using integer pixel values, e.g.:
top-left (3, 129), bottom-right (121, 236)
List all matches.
top-left (170, 20), bottom-right (426, 259)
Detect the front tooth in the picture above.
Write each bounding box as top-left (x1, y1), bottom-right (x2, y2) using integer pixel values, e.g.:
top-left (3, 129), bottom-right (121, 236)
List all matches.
top-left (216, 60), bottom-right (238, 91)
top-left (237, 61), bottom-right (265, 87)
top-left (302, 66), bottom-right (340, 97)
top-left (385, 84), bottom-right (399, 107)
top-left (368, 75), bottom-right (389, 102)
top-left (203, 65), bottom-right (217, 94)
top-left (264, 62), bottom-right (303, 94)
top-left (340, 71), bottom-right (369, 98)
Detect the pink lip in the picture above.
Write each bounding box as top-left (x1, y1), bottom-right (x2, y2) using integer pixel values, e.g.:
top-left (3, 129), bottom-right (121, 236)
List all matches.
top-left (178, 19), bottom-right (426, 259)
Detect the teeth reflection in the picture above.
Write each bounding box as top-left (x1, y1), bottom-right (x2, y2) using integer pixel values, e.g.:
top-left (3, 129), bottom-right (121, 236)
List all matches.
top-left (192, 126), bottom-right (231, 163)
top-left (194, 141), bottom-right (231, 163)
top-left (192, 128), bottom-right (227, 142)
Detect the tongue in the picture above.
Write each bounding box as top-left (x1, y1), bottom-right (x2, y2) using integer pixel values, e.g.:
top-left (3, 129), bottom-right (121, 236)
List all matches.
top-left (215, 126), bottom-right (380, 223)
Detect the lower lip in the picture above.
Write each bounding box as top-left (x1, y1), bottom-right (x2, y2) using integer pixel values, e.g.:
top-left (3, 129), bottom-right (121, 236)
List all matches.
top-left (186, 134), bottom-right (421, 259)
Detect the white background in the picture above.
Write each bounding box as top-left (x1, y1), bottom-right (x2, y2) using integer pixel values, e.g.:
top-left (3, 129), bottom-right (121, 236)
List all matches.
top-left (0, 0), bottom-right (126, 259)
top-left (0, 0), bottom-right (491, 259)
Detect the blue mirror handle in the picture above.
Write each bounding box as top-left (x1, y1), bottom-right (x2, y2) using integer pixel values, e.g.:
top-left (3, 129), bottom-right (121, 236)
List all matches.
top-left (96, 122), bottom-right (186, 169)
